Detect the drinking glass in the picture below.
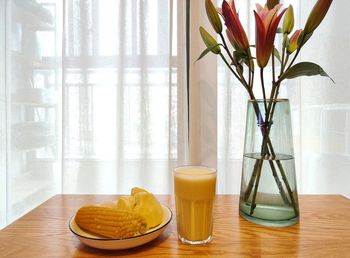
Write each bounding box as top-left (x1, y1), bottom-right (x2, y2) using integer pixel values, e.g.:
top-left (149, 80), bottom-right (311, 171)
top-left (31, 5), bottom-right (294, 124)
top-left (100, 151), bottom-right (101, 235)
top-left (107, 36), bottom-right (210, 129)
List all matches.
top-left (173, 166), bottom-right (216, 245)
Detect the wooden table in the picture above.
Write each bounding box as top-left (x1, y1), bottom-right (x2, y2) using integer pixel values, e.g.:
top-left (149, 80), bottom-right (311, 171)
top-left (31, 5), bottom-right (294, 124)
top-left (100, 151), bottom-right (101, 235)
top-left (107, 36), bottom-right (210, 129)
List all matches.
top-left (0, 195), bottom-right (349, 257)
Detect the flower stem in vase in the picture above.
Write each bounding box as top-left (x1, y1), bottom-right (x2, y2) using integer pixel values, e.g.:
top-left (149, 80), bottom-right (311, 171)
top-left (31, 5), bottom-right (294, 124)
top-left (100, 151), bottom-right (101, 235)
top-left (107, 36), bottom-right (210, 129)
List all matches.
top-left (242, 101), bottom-right (299, 218)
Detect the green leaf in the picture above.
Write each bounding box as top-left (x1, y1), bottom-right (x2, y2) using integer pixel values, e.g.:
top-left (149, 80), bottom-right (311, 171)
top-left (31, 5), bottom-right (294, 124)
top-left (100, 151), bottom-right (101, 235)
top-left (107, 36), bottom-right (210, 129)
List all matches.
top-left (273, 48), bottom-right (282, 64)
top-left (196, 44), bottom-right (222, 61)
top-left (234, 50), bottom-right (249, 66)
top-left (280, 62), bottom-right (335, 83)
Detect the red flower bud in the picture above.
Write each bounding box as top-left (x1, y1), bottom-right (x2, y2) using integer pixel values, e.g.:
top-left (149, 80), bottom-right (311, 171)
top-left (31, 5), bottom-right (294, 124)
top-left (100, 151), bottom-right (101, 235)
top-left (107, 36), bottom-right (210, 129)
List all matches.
top-left (222, 0), bottom-right (249, 51)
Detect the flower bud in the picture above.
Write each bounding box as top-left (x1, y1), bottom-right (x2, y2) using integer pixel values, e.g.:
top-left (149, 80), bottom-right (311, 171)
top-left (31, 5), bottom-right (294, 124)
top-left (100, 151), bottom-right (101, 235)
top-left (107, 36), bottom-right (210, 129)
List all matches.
top-left (205, 0), bottom-right (222, 34)
top-left (287, 29), bottom-right (302, 54)
top-left (199, 27), bottom-right (221, 54)
top-left (267, 0), bottom-right (280, 10)
top-left (222, 0), bottom-right (249, 51)
top-left (304, 0), bottom-right (333, 34)
top-left (282, 5), bottom-right (294, 34)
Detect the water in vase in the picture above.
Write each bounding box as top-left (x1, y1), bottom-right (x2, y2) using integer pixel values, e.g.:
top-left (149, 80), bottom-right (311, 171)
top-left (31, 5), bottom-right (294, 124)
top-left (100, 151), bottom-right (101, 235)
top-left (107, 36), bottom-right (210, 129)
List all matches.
top-left (239, 152), bottom-right (299, 227)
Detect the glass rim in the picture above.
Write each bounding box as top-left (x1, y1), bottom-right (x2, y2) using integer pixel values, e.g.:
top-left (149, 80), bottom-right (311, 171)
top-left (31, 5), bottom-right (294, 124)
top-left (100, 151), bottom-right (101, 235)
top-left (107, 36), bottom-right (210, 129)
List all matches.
top-left (248, 98), bottom-right (289, 103)
top-left (173, 165), bottom-right (216, 174)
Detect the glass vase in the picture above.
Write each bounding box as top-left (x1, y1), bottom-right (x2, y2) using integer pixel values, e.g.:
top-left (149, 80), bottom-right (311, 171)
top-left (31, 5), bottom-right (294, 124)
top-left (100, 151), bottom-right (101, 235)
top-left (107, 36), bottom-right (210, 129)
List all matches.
top-left (239, 99), bottom-right (299, 227)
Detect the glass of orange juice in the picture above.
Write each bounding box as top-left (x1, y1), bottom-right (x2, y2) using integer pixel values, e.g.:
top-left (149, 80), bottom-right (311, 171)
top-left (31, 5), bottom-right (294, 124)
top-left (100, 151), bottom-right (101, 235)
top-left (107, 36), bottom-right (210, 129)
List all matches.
top-left (173, 166), bottom-right (217, 245)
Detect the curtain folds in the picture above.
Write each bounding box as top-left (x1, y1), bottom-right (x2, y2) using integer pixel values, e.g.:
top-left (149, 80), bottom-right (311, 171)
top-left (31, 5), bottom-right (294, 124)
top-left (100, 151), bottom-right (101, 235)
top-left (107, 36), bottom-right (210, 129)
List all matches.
top-left (1, 0), bottom-right (185, 227)
top-left (60, 0), bottom-right (185, 191)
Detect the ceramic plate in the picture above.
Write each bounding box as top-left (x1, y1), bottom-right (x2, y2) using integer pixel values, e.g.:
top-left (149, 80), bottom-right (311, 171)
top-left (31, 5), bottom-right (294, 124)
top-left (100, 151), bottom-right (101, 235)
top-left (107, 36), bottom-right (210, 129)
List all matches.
top-left (69, 205), bottom-right (172, 250)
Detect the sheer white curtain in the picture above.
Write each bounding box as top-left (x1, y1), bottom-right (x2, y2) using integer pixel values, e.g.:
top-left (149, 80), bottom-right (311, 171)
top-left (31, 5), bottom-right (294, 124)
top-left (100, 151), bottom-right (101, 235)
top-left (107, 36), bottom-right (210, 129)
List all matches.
top-left (216, 0), bottom-right (350, 197)
top-left (0, 0), bottom-right (186, 228)
top-left (1, 0), bottom-right (349, 229)
top-left (61, 0), bottom-right (184, 194)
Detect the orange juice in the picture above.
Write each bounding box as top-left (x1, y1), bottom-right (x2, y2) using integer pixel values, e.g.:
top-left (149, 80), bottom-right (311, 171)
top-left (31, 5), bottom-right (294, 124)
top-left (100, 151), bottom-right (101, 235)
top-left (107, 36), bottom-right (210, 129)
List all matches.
top-left (174, 166), bottom-right (216, 244)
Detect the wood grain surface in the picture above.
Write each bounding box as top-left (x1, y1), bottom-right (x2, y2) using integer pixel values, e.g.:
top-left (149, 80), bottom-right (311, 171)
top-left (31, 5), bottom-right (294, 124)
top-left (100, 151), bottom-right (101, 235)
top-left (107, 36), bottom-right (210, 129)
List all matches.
top-left (0, 195), bottom-right (349, 257)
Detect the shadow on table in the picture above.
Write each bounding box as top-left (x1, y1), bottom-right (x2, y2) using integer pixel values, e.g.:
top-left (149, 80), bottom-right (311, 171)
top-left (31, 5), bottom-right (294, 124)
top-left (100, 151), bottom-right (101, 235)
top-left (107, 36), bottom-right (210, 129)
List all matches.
top-left (73, 230), bottom-right (172, 256)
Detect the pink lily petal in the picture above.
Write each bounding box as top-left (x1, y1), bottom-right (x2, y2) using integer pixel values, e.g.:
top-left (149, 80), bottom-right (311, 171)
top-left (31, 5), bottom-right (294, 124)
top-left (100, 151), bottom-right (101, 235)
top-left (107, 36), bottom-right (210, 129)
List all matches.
top-left (254, 11), bottom-right (268, 68)
top-left (265, 8), bottom-right (287, 60)
top-left (257, 3), bottom-right (283, 30)
top-left (255, 3), bottom-right (264, 13)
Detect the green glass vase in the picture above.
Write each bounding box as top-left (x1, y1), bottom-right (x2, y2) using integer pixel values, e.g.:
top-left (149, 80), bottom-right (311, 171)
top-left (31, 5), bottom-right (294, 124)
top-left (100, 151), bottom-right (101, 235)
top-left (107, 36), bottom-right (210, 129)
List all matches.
top-left (239, 99), bottom-right (299, 227)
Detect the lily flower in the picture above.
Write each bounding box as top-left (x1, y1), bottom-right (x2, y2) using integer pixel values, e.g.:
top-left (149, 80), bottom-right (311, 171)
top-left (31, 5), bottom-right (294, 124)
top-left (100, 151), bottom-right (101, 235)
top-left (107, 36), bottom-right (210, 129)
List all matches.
top-left (304, 0), bottom-right (333, 35)
top-left (222, 0), bottom-right (249, 52)
top-left (287, 29), bottom-right (303, 54)
top-left (254, 4), bottom-right (287, 68)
